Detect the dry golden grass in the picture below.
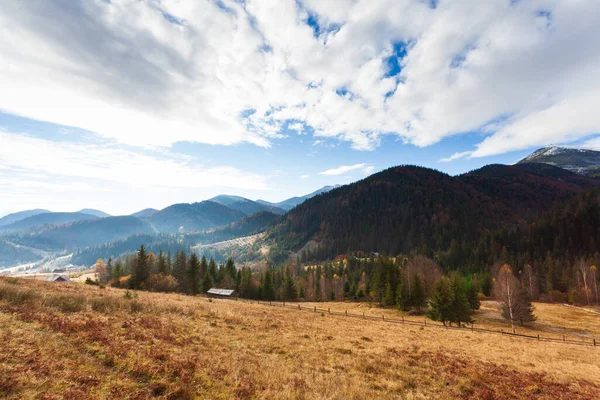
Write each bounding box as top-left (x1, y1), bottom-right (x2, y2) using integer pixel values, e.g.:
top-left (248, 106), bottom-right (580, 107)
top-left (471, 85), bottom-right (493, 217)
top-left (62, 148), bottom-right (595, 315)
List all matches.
top-left (1, 277), bottom-right (599, 399)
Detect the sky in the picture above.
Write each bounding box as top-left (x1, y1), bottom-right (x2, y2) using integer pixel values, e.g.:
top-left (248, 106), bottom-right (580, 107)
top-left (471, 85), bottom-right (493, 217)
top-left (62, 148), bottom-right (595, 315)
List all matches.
top-left (1, 0), bottom-right (600, 216)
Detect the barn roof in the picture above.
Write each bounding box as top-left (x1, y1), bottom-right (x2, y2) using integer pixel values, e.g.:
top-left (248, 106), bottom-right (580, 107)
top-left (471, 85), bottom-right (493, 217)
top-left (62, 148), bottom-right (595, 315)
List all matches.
top-left (45, 275), bottom-right (70, 282)
top-left (207, 288), bottom-right (235, 296)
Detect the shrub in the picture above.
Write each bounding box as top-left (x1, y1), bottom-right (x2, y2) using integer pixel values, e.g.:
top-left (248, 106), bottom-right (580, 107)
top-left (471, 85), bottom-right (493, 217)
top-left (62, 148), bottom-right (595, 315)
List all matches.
top-left (128, 300), bottom-right (144, 313)
top-left (85, 277), bottom-right (99, 286)
top-left (0, 284), bottom-right (39, 305)
top-left (46, 294), bottom-right (86, 313)
top-left (90, 297), bottom-right (122, 313)
top-left (145, 274), bottom-right (178, 293)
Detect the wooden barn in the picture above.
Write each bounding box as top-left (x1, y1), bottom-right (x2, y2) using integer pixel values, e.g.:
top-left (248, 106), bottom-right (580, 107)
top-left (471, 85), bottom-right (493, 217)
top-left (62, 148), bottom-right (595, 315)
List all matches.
top-left (206, 288), bottom-right (236, 299)
top-left (45, 275), bottom-right (70, 282)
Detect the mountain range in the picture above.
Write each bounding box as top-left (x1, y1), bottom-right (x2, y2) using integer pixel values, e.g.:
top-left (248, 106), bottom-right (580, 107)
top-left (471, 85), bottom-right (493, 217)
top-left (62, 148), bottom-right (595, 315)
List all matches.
top-left (2, 146), bottom-right (600, 270)
top-left (517, 146), bottom-right (600, 176)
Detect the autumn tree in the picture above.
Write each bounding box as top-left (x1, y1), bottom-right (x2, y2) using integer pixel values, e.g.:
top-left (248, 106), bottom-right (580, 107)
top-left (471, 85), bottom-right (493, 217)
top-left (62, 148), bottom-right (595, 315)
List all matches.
top-left (95, 258), bottom-right (108, 284)
top-left (494, 265), bottom-right (535, 332)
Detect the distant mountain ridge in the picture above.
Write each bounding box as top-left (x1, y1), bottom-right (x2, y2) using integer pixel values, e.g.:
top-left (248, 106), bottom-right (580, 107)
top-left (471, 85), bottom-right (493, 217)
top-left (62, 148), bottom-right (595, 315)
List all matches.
top-left (517, 146), bottom-right (600, 176)
top-left (77, 209), bottom-right (111, 218)
top-left (0, 209), bottom-right (50, 227)
top-left (147, 201), bottom-right (246, 234)
top-left (257, 185), bottom-right (341, 210)
top-left (209, 195), bottom-right (286, 215)
top-left (0, 212), bottom-right (98, 233)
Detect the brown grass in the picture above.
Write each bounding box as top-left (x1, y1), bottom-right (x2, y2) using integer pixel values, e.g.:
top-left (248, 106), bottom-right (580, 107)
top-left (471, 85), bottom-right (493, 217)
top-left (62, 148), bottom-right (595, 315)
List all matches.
top-left (1, 277), bottom-right (599, 399)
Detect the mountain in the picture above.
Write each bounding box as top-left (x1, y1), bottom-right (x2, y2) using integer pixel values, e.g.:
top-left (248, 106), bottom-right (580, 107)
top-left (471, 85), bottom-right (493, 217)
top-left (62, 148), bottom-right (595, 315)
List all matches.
top-left (210, 195), bottom-right (286, 215)
top-left (147, 201), bottom-right (246, 233)
top-left (130, 208), bottom-right (158, 218)
top-left (0, 240), bottom-right (43, 268)
top-left (77, 208), bottom-right (111, 218)
top-left (9, 216), bottom-right (157, 252)
top-left (0, 212), bottom-right (98, 234)
top-left (185, 210), bottom-right (280, 245)
top-left (257, 185), bottom-right (341, 210)
top-left (517, 146), bottom-right (600, 176)
top-left (0, 209), bottom-right (50, 227)
top-left (264, 164), bottom-right (600, 264)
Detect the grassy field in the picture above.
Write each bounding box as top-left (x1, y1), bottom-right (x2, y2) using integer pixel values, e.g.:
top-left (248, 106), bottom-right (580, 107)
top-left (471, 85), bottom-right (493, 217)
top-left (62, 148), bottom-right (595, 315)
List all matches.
top-left (1, 278), bottom-right (599, 399)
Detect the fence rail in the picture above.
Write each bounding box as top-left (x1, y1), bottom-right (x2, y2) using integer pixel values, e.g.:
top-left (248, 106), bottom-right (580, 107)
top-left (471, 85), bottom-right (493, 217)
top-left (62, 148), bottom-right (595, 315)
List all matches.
top-left (230, 298), bottom-right (598, 347)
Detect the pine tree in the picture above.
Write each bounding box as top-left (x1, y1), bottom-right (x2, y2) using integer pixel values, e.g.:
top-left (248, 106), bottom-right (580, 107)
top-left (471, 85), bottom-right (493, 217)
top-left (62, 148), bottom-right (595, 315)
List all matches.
top-left (187, 253), bottom-right (201, 295)
top-left (464, 279), bottom-right (481, 311)
top-left (411, 275), bottom-right (425, 310)
top-left (382, 282), bottom-right (395, 306)
top-left (172, 251), bottom-right (188, 293)
top-left (208, 258), bottom-right (217, 282)
top-left (449, 274), bottom-right (473, 327)
top-left (157, 250), bottom-right (167, 275)
top-left (261, 269), bottom-right (275, 300)
top-left (396, 281), bottom-right (410, 311)
top-left (200, 256), bottom-right (208, 278)
top-left (130, 245), bottom-right (150, 289)
top-left (283, 274), bottom-right (297, 301)
top-left (202, 270), bottom-right (214, 293)
top-left (427, 276), bottom-right (452, 326)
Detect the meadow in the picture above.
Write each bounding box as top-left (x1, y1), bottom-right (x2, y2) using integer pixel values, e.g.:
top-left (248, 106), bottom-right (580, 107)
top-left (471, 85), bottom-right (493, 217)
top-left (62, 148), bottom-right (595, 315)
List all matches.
top-left (1, 277), bottom-right (599, 399)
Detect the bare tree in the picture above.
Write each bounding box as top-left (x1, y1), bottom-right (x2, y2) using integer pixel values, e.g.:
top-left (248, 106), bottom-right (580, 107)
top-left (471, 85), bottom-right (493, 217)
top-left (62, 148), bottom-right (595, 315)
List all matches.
top-left (591, 265), bottom-right (598, 305)
top-left (406, 255), bottom-right (441, 296)
top-left (494, 265), bottom-right (520, 333)
top-left (577, 258), bottom-right (592, 305)
top-left (522, 264), bottom-right (538, 300)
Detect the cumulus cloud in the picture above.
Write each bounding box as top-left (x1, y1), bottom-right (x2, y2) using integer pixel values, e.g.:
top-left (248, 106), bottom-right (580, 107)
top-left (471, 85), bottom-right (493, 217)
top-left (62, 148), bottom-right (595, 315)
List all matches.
top-left (319, 163), bottom-right (374, 176)
top-left (439, 151), bottom-right (472, 162)
top-left (0, 0), bottom-right (599, 155)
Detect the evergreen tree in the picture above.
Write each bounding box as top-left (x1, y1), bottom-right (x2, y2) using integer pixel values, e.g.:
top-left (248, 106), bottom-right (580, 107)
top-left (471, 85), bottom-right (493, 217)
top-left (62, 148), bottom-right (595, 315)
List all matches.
top-left (427, 276), bottom-right (453, 326)
top-left (202, 270), bottom-right (214, 293)
top-left (449, 274), bottom-right (473, 327)
top-left (200, 255), bottom-right (208, 278)
top-left (172, 251), bottom-right (188, 293)
top-left (464, 279), bottom-right (481, 311)
top-left (382, 282), bottom-right (395, 306)
top-left (283, 273), bottom-right (297, 301)
top-left (187, 253), bottom-right (201, 295)
top-left (411, 275), bottom-right (425, 310)
top-left (106, 257), bottom-right (113, 279)
top-left (130, 244), bottom-right (150, 289)
top-left (261, 269), bottom-right (276, 300)
top-left (157, 250), bottom-right (167, 275)
top-left (396, 280), bottom-right (410, 311)
top-left (208, 258), bottom-right (218, 282)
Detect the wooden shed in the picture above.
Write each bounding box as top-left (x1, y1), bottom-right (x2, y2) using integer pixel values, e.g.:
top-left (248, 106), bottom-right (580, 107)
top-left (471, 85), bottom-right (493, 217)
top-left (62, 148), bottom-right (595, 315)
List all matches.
top-left (206, 288), bottom-right (236, 299)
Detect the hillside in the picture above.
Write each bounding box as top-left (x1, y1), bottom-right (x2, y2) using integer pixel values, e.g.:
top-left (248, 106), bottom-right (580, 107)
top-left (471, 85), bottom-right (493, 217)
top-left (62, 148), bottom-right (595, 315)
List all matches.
top-left (518, 146), bottom-right (600, 176)
top-left (210, 195), bottom-right (285, 215)
top-left (0, 278), bottom-right (598, 399)
top-left (0, 240), bottom-right (42, 267)
top-left (0, 209), bottom-right (50, 227)
top-left (147, 201), bottom-right (246, 234)
top-left (265, 165), bottom-right (600, 263)
top-left (130, 208), bottom-right (158, 218)
top-left (0, 212), bottom-right (98, 234)
top-left (7, 216), bottom-right (157, 252)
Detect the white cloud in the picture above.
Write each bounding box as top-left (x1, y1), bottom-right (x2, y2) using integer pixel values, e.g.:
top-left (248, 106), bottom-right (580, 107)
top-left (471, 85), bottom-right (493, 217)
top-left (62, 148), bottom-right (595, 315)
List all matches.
top-left (439, 151), bottom-right (472, 162)
top-left (0, 131), bottom-right (268, 191)
top-left (300, 174), bottom-right (310, 179)
top-left (319, 163), bottom-right (374, 176)
top-left (0, 0), bottom-right (599, 156)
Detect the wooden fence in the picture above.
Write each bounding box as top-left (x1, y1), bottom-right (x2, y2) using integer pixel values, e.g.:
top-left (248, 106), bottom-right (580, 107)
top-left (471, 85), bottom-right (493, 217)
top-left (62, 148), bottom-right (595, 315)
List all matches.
top-left (231, 298), bottom-right (599, 347)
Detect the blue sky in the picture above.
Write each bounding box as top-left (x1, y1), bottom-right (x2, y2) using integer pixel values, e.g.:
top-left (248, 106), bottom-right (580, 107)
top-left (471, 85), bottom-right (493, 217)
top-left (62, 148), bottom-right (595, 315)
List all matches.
top-left (1, 0), bottom-right (599, 216)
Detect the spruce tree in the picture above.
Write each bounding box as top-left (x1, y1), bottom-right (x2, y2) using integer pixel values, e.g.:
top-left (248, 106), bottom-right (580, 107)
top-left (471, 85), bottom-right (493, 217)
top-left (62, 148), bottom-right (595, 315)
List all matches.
top-left (427, 276), bottom-right (452, 325)
top-left (396, 281), bottom-right (410, 311)
top-left (382, 282), bottom-right (395, 306)
top-left (411, 275), bottom-right (425, 310)
top-left (157, 250), bottom-right (167, 275)
top-left (172, 251), bottom-right (188, 293)
top-left (187, 253), bottom-right (201, 295)
top-left (261, 270), bottom-right (275, 300)
top-left (130, 244), bottom-right (149, 289)
top-left (449, 274), bottom-right (473, 327)
top-left (283, 274), bottom-right (297, 301)
top-left (208, 258), bottom-right (218, 282)
top-left (202, 270), bottom-right (214, 293)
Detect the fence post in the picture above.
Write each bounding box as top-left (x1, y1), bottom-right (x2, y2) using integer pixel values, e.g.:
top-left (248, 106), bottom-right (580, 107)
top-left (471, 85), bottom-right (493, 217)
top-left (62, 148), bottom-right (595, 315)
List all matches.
top-left (402, 315), bottom-right (404, 324)
top-left (563, 335), bottom-right (566, 343)
top-left (471, 324), bottom-right (474, 332)
top-left (382, 315), bottom-right (384, 321)
top-left (345, 310), bottom-right (347, 317)
top-left (537, 334), bottom-right (540, 341)
top-left (424, 319), bottom-right (426, 327)
top-left (594, 338), bottom-right (596, 346)
top-left (501, 329), bottom-right (503, 335)
top-left (283, 301), bottom-right (285, 307)
top-left (269, 301), bottom-right (271, 306)
top-left (328, 308), bottom-right (330, 314)
top-left (314, 306), bottom-right (316, 313)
